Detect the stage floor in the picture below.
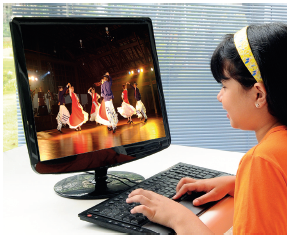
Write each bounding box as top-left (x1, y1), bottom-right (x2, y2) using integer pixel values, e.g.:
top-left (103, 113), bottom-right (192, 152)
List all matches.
top-left (37, 116), bottom-right (166, 161)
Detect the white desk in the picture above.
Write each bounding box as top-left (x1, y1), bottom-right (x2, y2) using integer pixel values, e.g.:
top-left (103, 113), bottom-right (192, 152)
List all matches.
top-left (3, 145), bottom-right (243, 236)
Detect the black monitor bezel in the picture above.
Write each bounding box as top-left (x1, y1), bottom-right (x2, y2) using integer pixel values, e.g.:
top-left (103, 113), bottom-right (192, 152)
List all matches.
top-left (10, 17), bottom-right (171, 174)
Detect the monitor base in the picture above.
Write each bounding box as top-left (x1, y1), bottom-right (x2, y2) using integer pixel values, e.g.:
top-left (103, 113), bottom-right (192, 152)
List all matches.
top-left (54, 169), bottom-right (145, 199)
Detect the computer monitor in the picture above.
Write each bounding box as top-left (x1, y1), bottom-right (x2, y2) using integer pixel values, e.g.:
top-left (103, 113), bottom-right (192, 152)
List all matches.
top-left (10, 17), bottom-right (171, 199)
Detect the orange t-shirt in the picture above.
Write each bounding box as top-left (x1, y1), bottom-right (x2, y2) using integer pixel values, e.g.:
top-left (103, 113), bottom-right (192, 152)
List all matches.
top-left (233, 125), bottom-right (287, 235)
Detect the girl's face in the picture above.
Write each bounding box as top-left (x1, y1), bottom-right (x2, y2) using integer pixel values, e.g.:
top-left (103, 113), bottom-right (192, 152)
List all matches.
top-left (217, 77), bottom-right (257, 130)
top-left (71, 87), bottom-right (74, 93)
top-left (92, 88), bottom-right (95, 93)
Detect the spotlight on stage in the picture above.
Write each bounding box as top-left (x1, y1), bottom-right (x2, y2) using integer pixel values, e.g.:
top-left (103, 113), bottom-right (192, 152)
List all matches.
top-left (138, 69), bottom-right (140, 73)
top-left (128, 71), bottom-right (131, 75)
top-left (151, 68), bottom-right (153, 71)
top-left (131, 71), bottom-right (134, 74)
top-left (141, 68), bottom-right (143, 72)
top-left (39, 71), bottom-right (51, 80)
top-left (29, 76), bottom-right (38, 81)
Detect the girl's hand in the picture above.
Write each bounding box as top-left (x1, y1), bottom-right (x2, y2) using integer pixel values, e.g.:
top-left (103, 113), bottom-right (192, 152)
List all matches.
top-left (172, 176), bottom-right (235, 206)
top-left (126, 189), bottom-right (213, 234)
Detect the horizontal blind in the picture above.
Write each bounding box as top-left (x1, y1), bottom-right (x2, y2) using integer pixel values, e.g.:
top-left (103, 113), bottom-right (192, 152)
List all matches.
top-left (12, 3), bottom-right (287, 152)
top-left (16, 86), bottom-right (26, 146)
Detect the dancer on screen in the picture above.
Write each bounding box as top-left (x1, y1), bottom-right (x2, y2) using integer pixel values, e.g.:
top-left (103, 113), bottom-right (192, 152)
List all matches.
top-left (117, 84), bottom-right (136, 124)
top-left (126, 82), bottom-right (147, 123)
top-left (88, 86), bottom-right (100, 123)
top-left (67, 84), bottom-right (88, 131)
top-left (56, 84), bottom-right (70, 133)
top-left (95, 73), bottom-right (118, 133)
top-left (94, 79), bottom-right (111, 128)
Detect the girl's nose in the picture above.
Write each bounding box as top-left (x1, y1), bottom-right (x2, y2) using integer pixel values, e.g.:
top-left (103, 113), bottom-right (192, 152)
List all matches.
top-left (217, 89), bottom-right (223, 102)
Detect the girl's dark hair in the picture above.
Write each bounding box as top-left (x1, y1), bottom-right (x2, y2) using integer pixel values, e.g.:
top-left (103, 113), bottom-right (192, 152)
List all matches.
top-left (211, 22), bottom-right (287, 126)
top-left (122, 84), bottom-right (126, 89)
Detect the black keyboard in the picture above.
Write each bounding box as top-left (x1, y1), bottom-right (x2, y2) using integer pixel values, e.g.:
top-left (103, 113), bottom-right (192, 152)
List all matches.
top-left (78, 162), bottom-right (231, 235)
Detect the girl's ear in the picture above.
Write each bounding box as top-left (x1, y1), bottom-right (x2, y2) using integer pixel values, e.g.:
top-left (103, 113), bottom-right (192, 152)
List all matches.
top-left (254, 82), bottom-right (267, 108)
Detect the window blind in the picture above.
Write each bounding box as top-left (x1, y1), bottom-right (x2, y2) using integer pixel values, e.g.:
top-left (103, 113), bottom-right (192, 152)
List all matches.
top-left (12, 3), bottom-right (287, 152)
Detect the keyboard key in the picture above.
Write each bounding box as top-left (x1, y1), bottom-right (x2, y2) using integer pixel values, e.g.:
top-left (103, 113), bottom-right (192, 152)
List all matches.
top-left (130, 219), bottom-right (138, 225)
top-left (135, 216), bottom-right (147, 224)
top-left (122, 216), bottom-right (130, 223)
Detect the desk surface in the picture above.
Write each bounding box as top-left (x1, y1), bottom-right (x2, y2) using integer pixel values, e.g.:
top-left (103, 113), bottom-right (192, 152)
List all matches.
top-left (3, 145), bottom-right (243, 236)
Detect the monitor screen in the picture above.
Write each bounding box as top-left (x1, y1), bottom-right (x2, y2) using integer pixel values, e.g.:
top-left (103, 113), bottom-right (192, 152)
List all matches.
top-left (10, 17), bottom-right (170, 198)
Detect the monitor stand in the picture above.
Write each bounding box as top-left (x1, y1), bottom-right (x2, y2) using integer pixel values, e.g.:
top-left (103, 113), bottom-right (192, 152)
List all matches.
top-left (54, 167), bottom-right (145, 199)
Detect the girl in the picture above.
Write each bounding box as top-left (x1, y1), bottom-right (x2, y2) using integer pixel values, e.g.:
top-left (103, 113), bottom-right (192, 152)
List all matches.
top-left (126, 23), bottom-right (287, 235)
top-left (88, 86), bottom-right (100, 123)
top-left (67, 84), bottom-right (88, 131)
top-left (117, 84), bottom-right (136, 123)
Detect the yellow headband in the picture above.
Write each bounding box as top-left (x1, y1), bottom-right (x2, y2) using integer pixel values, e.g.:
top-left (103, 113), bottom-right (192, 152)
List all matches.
top-left (234, 26), bottom-right (263, 83)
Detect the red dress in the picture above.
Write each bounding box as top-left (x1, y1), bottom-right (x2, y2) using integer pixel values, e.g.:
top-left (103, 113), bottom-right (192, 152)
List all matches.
top-left (123, 89), bottom-right (129, 104)
top-left (68, 92), bottom-right (88, 128)
top-left (90, 93), bottom-right (100, 115)
top-left (90, 94), bottom-right (96, 115)
top-left (99, 100), bottom-right (108, 121)
top-left (95, 99), bottom-right (111, 126)
top-left (117, 89), bottom-right (136, 118)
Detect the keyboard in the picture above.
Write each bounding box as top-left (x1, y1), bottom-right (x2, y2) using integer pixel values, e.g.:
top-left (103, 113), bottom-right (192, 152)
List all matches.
top-left (78, 162), bottom-right (231, 235)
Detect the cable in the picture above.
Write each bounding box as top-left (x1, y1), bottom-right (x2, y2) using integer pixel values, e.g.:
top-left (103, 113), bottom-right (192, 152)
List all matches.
top-left (108, 173), bottom-right (139, 185)
top-left (84, 171), bottom-right (140, 187)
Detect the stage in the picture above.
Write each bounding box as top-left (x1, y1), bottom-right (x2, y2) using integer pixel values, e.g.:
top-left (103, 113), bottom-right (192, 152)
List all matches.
top-left (37, 116), bottom-right (166, 161)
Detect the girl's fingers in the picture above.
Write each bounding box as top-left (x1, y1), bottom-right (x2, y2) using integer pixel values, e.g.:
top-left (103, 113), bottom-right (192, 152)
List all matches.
top-left (130, 205), bottom-right (154, 220)
top-left (128, 188), bottom-right (155, 200)
top-left (126, 194), bottom-right (152, 208)
top-left (193, 190), bottom-right (218, 206)
top-left (173, 180), bottom-right (207, 200)
top-left (173, 183), bottom-right (197, 200)
top-left (175, 177), bottom-right (196, 192)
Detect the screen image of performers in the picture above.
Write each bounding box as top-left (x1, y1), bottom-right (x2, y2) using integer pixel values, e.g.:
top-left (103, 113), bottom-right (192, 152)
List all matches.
top-left (95, 72), bottom-right (118, 133)
top-left (127, 82), bottom-right (148, 123)
top-left (56, 84), bottom-right (70, 133)
top-left (88, 86), bottom-right (100, 124)
top-left (67, 84), bottom-right (89, 131)
top-left (117, 84), bottom-right (136, 124)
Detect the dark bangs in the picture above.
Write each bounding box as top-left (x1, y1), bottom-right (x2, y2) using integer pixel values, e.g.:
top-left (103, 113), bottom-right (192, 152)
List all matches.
top-left (210, 34), bottom-right (256, 89)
